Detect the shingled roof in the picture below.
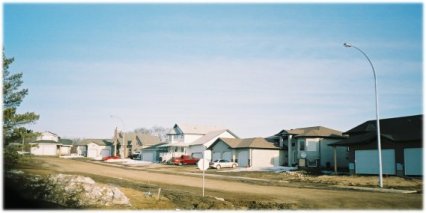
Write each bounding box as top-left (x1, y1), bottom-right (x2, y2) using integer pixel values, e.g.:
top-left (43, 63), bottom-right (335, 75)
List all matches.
top-left (189, 129), bottom-right (239, 146)
top-left (114, 132), bottom-right (161, 146)
top-left (345, 115), bottom-right (422, 141)
top-left (168, 124), bottom-right (224, 135)
top-left (209, 137), bottom-right (281, 150)
top-left (273, 126), bottom-right (345, 139)
top-left (78, 139), bottom-right (113, 146)
top-left (330, 114), bottom-right (422, 146)
top-left (59, 139), bottom-right (74, 146)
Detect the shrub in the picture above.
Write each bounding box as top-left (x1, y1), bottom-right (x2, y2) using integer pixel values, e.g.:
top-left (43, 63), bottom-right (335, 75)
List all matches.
top-left (4, 145), bottom-right (20, 170)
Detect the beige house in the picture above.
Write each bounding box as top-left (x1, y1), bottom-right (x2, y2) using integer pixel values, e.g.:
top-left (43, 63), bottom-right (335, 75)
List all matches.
top-left (112, 129), bottom-right (161, 158)
top-left (267, 126), bottom-right (348, 169)
top-left (208, 137), bottom-right (283, 167)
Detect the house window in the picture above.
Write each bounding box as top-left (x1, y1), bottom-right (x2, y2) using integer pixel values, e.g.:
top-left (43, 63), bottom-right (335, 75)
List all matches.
top-left (306, 141), bottom-right (317, 151)
top-left (299, 141), bottom-right (305, 151)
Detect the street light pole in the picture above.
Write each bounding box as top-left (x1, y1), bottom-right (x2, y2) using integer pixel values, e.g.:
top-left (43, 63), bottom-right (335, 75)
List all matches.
top-left (110, 115), bottom-right (126, 159)
top-left (344, 43), bottom-right (383, 188)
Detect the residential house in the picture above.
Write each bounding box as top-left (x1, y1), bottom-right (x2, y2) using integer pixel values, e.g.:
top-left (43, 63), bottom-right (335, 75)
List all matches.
top-left (330, 115), bottom-right (422, 176)
top-left (30, 131), bottom-right (61, 156)
top-left (160, 124), bottom-right (237, 162)
top-left (59, 139), bottom-right (73, 156)
top-left (30, 140), bottom-right (60, 156)
top-left (36, 131), bottom-right (59, 142)
top-left (208, 137), bottom-right (284, 167)
top-left (140, 143), bottom-right (168, 162)
top-left (112, 129), bottom-right (161, 158)
top-left (188, 129), bottom-right (239, 160)
top-left (77, 139), bottom-right (113, 160)
top-left (267, 126), bottom-right (348, 169)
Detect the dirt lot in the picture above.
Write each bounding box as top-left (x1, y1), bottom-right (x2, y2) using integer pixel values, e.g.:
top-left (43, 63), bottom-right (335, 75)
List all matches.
top-left (8, 156), bottom-right (423, 210)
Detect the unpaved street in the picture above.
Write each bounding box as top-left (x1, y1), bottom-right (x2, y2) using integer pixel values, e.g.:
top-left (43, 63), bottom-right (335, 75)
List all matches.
top-left (30, 157), bottom-right (422, 209)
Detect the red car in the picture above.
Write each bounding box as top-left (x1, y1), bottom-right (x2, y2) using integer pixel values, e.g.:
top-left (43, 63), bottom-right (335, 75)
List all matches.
top-left (171, 155), bottom-right (199, 165)
top-left (103, 155), bottom-right (120, 161)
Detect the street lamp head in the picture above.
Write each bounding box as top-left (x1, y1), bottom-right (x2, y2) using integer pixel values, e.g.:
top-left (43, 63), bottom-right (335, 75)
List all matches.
top-left (343, 43), bottom-right (352, 48)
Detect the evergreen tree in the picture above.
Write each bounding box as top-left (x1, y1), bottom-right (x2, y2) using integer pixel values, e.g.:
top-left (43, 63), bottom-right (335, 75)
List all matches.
top-left (3, 51), bottom-right (39, 145)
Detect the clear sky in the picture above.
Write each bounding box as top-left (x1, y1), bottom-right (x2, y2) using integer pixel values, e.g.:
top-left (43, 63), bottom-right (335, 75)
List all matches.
top-left (4, 3), bottom-right (423, 139)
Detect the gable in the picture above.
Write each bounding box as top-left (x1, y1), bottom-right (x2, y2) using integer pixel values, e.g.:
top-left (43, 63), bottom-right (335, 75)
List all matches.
top-left (189, 129), bottom-right (238, 147)
top-left (170, 125), bottom-right (183, 135)
top-left (211, 140), bottom-right (232, 153)
top-left (172, 123), bottom-right (224, 135)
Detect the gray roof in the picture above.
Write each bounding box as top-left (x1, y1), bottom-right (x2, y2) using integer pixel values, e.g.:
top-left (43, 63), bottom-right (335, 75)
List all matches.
top-left (168, 123), bottom-right (225, 135)
top-left (274, 126), bottom-right (345, 139)
top-left (142, 143), bottom-right (168, 151)
top-left (114, 132), bottom-right (161, 146)
top-left (189, 129), bottom-right (239, 146)
top-left (79, 139), bottom-right (112, 146)
top-left (59, 139), bottom-right (73, 146)
top-left (209, 137), bottom-right (281, 150)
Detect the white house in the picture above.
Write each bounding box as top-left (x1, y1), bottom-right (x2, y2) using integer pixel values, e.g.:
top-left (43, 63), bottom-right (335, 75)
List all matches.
top-left (267, 126), bottom-right (348, 169)
top-left (188, 129), bottom-right (239, 160)
top-left (36, 131), bottom-right (59, 142)
top-left (208, 137), bottom-right (284, 168)
top-left (30, 131), bottom-right (61, 156)
top-left (30, 140), bottom-right (60, 156)
top-left (160, 124), bottom-right (236, 162)
top-left (78, 139), bottom-right (113, 160)
top-left (59, 139), bottom-right (73, 156)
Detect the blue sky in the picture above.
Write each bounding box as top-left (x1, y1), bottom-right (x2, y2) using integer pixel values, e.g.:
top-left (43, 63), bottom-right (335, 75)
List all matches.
top-left (4, 3), bottom-right (423, 139)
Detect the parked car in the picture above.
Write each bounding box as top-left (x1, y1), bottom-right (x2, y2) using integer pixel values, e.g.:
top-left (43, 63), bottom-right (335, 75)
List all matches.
top-left (102, 155), bottom-right (120, 161)
top-left (171, 155), bottom-right (199, 165)
top-left (210, 159), bottom-right (238, 169)
top-left (130, 151), bottom-right (141, 160)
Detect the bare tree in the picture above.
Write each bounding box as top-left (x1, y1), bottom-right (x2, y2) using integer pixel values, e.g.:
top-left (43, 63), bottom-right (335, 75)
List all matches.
top-left (134, 126), bottom-right (170, 142)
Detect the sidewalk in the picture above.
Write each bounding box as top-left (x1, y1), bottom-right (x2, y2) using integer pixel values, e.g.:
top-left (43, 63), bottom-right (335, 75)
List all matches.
top-left (334, 185), bottom-right (418, 194)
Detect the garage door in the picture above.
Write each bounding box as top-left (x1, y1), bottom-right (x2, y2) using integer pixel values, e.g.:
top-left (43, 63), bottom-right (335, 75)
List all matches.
top-left (222, 152), bottom-right (232, 161)
top-left (34, 144), bottom-right (57, 156)
top-left (191, 152), bottom-right (203, 159)
top-left (355, 149), bottom-right (395, 175)
top-left (404, 148), bottom-right (422, 176)
top-left (44, 144), bottom-right (58, 156)
top-left (238, 150), bottom-right (249, 167)
top-left (87, 149), bottom-right (97, 158)
top-left (212, 152), bottom-right (221, 161)
top-left (142, 152), bottom-right (154, 162)
top-left (100, 149), bottom-right (111, 158)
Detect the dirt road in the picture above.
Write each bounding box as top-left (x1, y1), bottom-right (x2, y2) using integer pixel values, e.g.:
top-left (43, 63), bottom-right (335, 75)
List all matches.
top-left (30, 157), bottom-right (422, 209)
